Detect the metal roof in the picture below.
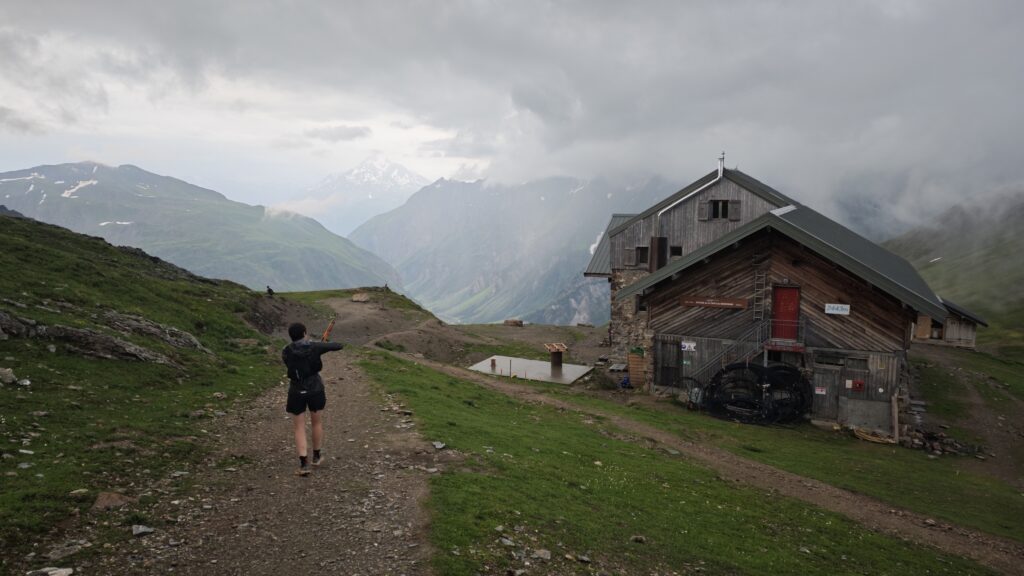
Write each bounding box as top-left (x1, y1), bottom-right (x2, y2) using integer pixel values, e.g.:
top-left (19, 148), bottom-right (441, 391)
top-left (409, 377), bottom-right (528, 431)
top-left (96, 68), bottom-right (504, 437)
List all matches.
top-left (607, 168), bottom-right (799, 238)
top-left (584, 213), bottom-right (635, 277)
top-left (616, 205), bottom-right (949, 321)
top-left (940, 298), bottom-right (988, 327)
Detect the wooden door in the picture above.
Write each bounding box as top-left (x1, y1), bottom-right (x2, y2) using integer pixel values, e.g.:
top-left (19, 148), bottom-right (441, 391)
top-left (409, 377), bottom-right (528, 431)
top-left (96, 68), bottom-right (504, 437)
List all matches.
top-left (771, 286), bottom-right (800, 340)
top-left (811, 366), bottom-right (841, 420)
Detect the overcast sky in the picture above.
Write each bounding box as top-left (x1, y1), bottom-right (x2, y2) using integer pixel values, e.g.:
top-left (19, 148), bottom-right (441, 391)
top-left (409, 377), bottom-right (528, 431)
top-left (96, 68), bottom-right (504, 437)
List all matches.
top-left (1, 0), bottom-right (1021, 228)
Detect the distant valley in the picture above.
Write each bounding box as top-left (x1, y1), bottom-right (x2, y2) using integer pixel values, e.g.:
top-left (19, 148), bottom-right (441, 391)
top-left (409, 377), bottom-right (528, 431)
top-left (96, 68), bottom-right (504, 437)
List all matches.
top-left (350, 176), bottom-right (676, 325)
top-left (0, 162), bottom-right (400, 292)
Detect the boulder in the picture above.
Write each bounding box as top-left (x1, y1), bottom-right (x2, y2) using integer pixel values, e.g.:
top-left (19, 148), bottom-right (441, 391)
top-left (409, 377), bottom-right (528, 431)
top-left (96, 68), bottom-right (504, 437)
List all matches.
top-left (91, 491), bottom-right (135, 511)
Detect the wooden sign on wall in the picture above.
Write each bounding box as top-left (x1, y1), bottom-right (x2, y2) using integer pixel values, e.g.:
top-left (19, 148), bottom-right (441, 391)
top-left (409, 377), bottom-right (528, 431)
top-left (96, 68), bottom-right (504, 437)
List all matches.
top-left (680, 296), bottom-right (748, 309)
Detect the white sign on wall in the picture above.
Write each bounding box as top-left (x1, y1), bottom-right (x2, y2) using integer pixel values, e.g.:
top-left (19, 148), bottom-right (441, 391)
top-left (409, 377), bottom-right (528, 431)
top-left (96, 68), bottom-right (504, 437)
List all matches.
top-left (825, 303), bottom-right (851, 315)
top-left (680, 341), bottom-right (697, 352)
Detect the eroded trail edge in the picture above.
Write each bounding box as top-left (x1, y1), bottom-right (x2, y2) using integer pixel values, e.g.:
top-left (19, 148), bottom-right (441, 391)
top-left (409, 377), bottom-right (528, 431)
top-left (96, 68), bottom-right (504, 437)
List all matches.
top-left (400, 353), bottom-right (1024, 576)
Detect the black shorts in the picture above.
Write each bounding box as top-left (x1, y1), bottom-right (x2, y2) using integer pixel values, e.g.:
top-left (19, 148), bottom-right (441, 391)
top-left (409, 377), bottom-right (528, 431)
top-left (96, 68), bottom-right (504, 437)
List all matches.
top-left (286, 389), bottom-right (327, 415)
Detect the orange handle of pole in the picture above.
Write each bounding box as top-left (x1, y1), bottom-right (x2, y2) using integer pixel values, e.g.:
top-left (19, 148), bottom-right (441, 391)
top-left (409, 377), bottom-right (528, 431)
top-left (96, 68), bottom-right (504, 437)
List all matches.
top-left (321, 318), bottom-right (337, 342)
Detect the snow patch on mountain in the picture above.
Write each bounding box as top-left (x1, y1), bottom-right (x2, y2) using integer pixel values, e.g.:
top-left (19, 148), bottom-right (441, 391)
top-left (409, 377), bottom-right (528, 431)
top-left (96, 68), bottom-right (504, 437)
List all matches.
top-left (0, 172), bottom-right (45, 183)
top-left (62, 180), bottom-right (98, 198)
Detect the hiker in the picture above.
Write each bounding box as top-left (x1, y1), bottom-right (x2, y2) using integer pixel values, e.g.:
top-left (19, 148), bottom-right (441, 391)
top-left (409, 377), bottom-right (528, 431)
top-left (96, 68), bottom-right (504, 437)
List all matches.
top-left (282, 322), bottom-right (343, 476)
top-left (266, 285), bottom-right (275, 297)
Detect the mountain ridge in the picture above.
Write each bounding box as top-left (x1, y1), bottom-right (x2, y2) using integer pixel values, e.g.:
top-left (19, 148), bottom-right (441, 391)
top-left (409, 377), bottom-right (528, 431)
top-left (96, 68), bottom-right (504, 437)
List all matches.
top-left (0, 162), bottom-right (401, 292)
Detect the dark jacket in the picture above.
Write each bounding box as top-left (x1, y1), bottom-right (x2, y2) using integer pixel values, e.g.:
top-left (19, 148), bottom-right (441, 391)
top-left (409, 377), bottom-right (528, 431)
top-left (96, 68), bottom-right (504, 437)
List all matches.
top-left (282, 340), bottom-right (344, 394)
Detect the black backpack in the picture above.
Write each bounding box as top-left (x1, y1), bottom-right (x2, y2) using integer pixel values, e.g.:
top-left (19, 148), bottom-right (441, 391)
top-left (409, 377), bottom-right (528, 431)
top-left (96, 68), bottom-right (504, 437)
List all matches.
top-left (286, 344), bottom-right (322, 384)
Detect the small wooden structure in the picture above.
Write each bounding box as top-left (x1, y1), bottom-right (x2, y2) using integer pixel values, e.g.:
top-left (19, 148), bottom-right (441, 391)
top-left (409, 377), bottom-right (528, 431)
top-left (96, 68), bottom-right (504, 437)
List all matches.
top-left (913, 299), bottom-right (987, 349)
top-left (544, 342), bottom-right (568, 368)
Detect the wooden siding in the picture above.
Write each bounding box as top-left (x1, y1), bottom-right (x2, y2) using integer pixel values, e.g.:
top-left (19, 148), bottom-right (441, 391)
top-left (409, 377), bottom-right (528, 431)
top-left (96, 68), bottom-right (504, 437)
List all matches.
top-left (653, 334), bottom-right (749, 386)
top-left (769, 237), bottom-right (913, 352)
top-left (807, 348), bottom-right (903, 421)
top-left (943, 317), bottom-right (977, 347)
top-left (647, 239), bottom-right (764, 340)
top-left (911, 314), bottom-right (978, 348)
top-left (645, 230), bottom-right (914, 353)
top-left (609, 179), bottom-right (782, 270)
top-left (661, 179), bottom-right (779, 256)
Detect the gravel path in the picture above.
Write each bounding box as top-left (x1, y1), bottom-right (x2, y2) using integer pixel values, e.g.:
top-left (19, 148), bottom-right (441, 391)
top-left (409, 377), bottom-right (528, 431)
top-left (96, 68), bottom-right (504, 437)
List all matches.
top-left (83, 351), bottom-right (437, 576)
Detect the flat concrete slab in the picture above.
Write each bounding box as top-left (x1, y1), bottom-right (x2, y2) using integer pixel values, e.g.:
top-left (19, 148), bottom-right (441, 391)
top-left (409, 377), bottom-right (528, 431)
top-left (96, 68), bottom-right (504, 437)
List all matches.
top-left (468, 355), bottom-right (592, 385)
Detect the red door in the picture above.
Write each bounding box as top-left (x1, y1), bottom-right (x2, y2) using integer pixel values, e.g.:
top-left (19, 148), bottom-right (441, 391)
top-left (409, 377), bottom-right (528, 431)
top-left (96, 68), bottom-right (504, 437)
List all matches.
top-left (771, 287), bottom-right (800, 340)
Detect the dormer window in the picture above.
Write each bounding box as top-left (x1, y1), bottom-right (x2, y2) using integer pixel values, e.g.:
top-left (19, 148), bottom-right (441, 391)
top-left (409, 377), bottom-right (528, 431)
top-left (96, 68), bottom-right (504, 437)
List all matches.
top-left (710, 200), bottom-right (730, 219)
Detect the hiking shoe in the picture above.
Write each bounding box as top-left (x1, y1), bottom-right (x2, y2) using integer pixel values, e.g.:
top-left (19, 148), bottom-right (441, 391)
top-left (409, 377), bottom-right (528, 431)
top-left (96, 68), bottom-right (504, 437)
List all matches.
top-left (296, 464), bottom-right (311, 476)
top-left (312, 453), bottom-right (323, 466)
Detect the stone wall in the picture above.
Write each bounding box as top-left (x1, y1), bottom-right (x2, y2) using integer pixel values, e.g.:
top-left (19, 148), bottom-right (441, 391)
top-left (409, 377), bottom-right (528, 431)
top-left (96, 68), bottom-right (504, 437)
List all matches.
top-left (609, 269), bottom-right (652, 365)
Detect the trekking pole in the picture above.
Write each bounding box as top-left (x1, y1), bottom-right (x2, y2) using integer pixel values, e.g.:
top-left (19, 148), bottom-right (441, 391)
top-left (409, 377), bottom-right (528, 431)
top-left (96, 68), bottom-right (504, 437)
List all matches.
top-left (321, 317), bottom-right (337, 342)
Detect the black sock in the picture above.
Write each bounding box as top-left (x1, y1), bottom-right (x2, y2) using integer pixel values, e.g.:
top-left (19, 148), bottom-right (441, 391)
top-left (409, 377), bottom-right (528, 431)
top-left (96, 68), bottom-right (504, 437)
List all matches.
top-left (313, 449), bottom-right (321, 460)
top-left (299, 455), bottom-right (308, 467)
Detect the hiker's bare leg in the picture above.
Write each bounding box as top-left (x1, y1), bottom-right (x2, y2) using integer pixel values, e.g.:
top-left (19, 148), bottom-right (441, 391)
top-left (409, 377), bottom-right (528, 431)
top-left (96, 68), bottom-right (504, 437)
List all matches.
top-left (311, 410), bottom-right (323, 451)
top-left (293, 413), bottom-right (307, 457)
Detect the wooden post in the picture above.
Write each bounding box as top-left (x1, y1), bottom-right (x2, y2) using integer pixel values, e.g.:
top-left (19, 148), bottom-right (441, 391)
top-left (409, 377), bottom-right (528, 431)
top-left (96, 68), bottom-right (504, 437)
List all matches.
top-left (892, 391), bottom-right (901, 440)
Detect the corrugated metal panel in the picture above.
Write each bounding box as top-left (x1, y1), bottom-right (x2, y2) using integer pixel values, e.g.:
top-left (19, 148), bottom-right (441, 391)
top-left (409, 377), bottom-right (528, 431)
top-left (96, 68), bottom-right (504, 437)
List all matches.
top-left (584, 214), bottom-right (635, 277)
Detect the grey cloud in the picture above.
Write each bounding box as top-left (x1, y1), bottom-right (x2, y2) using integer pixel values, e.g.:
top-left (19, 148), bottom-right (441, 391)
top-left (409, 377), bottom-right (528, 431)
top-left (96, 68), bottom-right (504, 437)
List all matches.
top-left (0, 106), bottom-right (43, 133)
top-left (1, 1), bottom-right (1023, 231)
top-left (421, 130), bottom-right (497, 157)
top-left (305, 124), bottom-right (372, 142)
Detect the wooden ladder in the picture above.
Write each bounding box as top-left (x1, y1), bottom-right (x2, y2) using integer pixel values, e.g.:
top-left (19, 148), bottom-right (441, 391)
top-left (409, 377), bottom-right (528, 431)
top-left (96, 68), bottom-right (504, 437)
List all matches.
top-left (752, 269), bottom-right (768, 321)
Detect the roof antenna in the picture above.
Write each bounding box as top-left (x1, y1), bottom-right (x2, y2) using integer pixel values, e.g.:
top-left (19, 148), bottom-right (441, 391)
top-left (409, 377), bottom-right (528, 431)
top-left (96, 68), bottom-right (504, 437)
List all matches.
top-left (717, 151), bottom-right (725, 178)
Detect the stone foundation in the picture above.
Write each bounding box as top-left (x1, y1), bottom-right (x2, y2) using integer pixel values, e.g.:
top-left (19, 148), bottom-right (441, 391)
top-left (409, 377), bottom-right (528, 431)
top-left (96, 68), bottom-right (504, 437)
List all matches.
top-left (609, 270), bottom-right (652, 383)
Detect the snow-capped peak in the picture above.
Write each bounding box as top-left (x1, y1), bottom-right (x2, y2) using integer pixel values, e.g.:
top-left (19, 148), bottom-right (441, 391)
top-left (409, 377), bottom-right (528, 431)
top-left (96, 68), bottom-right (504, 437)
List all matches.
top-left (340, 155), bottom-right (430, 192)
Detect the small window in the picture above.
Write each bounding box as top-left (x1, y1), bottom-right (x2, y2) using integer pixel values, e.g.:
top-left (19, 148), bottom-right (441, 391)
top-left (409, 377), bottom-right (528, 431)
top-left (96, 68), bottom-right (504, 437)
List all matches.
top-left (669, 245), bottom-right (683, 257)
top-left (846, 357), bottom-right (869, 371)
top-left (710, 200), bottom-right (730, 220)
top-left (636, 246), bottom-right (650, 265)
top-left (814, 354), bottom-right (845, 368)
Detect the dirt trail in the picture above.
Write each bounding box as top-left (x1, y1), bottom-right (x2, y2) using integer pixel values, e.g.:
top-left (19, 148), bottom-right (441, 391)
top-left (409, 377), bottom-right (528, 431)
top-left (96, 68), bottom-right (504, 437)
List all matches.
top-left (84, 351), bottom-right (436, 576)
top-left (399, 353), bottom-right (1024, 575)
top-left (911, 344), bottom-right (1024, 488)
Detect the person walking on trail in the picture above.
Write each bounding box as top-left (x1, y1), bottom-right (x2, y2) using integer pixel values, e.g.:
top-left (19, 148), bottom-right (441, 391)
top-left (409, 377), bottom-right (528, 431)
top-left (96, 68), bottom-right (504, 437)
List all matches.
top-left (282, 322), bottom-right (343, 476)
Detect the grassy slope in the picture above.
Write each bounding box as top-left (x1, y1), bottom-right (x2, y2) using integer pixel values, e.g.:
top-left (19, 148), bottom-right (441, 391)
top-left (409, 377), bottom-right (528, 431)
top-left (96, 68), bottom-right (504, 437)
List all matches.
top-left (0, 215), bottom-right (283, 551)
top-left (884, 197), bottom-right (1024, 357)
top-left (528, 387), bottom-right (1024, 543)
top-left (360, 352), bottom-right (990, 575)
top-left (0, 162), bottom-right (400, 292)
